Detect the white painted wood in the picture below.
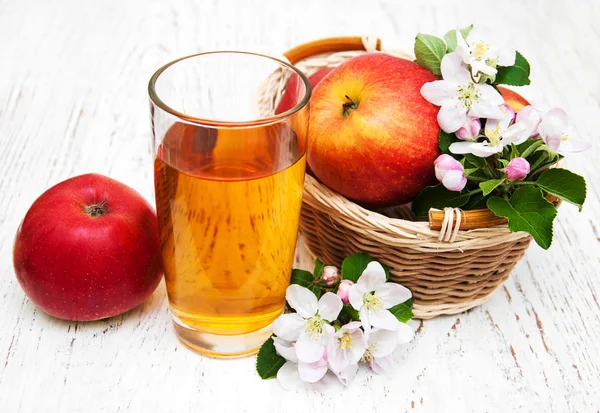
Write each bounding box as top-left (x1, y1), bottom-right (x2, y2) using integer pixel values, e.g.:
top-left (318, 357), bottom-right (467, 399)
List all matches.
top-left (1, 0), bottom-right (599, 411)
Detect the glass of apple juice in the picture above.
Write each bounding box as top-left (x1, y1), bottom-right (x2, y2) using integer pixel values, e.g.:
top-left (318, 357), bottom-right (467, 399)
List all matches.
top-left (148, 52), bottom-right (311, 358)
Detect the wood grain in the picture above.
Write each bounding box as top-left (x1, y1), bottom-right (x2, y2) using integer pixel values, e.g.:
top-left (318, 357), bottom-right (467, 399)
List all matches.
top-left (1, 0), bottom-right (599, 412)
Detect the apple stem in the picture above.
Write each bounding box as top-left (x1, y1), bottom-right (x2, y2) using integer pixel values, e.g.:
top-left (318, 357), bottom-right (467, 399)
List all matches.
top-left (84, 199), bottom-right (108, 218)
top-left (342, 95), bottom-right (358, 118)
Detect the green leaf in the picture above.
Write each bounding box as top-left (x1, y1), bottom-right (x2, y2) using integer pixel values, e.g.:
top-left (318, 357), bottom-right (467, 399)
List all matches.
top-left (256, 337), bottom-right (286, 379)
top-left (389, 302), bottom-right (414, 323)
top-left (341, 253), bottom-right (383, 283)
top-left (517, 138), bottom-right (544, 159)
top-left (444, 25), bottom-right (474, 52)
top-left (462, 191), bottom-right (488, 210)
top-left (290, 269), bottom-right (321, 298)
top-left (479, 179), bottom-right (504, 196)
top-left (487, 187), bottom-right (558, 249)
top-left (313, 258), bottom-right (326, 279)
top-left (411, 184), bottom-right (471, 218)
top-left (414, 34), bottom-right (447, 76)
top-left (290, 269), bottom-right (314, 288)
top-left (464, 154), bottom-right (487, 169)
top-left (338, 304), bottom-right (360, 325)
top-left (495, 51), bottom-right (531, 86)
top-left (463, 168), bottom-right (478, 177)
top-left (536, 168), bottom-right (587, 211)
top-left (439, 130), bottom-right (454, 154)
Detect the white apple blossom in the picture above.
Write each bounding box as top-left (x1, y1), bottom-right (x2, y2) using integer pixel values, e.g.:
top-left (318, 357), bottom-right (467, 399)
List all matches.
top-left (456, 26), bottom-right (516, 81)
top-left (348, 262), bottom-right (412, 333)
top-left (421, 52), bottom-right (505, 133)
top-left (361, 329), bottom-right (399, 374)
top-left (538, 108), bottom-right (591, 154)
top-left (272, 285), bottom-right (342, 363)
top-left (326, 321), bottom-right (366, 375)
top-left (449, 104), bottom-right (533, 157)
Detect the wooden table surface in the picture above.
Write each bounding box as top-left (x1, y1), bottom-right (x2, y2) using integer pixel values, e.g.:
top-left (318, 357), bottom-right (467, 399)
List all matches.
top-left (1, 0), bottom-right (599, 411)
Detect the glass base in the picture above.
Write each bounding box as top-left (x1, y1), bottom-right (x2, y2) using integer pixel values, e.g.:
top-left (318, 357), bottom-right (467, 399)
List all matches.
top-left (171, 314), bottom-right (272, 358)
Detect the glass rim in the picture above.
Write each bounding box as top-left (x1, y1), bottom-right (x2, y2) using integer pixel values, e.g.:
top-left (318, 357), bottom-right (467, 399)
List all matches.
top-left (148, 51), bottom-right (311, 128)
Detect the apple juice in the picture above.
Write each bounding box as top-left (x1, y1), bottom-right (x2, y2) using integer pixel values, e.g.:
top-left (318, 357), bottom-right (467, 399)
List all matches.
top-left (154, 121), bottom-right (306, 338)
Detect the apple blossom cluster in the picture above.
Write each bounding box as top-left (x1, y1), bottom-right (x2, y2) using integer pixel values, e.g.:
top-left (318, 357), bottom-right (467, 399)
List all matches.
top-left (411, 25), bottom-right (589, 249)
top-left (255, 255), bottom-right (415, 392)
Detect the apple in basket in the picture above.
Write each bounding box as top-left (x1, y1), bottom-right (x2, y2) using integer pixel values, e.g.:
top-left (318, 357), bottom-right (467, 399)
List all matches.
top-left (307, 53), bottom-right (441, 207)
top-left (13, 174), bottom-right (163, 321)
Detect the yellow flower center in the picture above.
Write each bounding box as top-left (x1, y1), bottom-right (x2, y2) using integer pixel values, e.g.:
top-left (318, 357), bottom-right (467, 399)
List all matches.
top-left (304, 315), bottom-right (323, 340)
top-left (361, 343), bottom-right (376, 363)
top-left (561, 132), bottom-right (569, 141)
top-left (456, 82), bottom-right (481, 109)
top-left (363, 293), bottom-right (384, 311)
top-left (339, 332), bottom-right (353, 350)
top-left (486, 126), bottom-right (503, 146)
top-left (471, 40), bottom-right (491, 61)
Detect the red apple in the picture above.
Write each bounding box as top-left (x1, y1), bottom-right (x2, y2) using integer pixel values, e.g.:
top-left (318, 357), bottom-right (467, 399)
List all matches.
top-left (498, 86), bottom-right (530, 112)
top-left (275, 67), bottom-right (335, 114)
top-left (13, 174), bottom-right (163, 321)
top-left (308, 53), bottom-right (440, 207)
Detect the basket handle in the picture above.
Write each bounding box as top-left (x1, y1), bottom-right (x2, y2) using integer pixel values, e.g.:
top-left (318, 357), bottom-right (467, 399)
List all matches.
top-left (284, 36), bottom-right (382, 65)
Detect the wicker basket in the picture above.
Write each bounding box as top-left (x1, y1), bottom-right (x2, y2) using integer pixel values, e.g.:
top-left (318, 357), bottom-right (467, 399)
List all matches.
top-left (274, 37), bottom-right (537, 319)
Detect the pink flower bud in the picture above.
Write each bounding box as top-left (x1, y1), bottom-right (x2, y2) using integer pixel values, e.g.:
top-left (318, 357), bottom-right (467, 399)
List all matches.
top-left (434, 154), bottom-right (467, 192)
top-left (456, 118), bottom-right (481, 140)
top-left (337, 280), bottom-right (354, 304)
top-left (505, 157), bottom-right (530, 181)
top-left (321, 266), bottom-right (340, 286)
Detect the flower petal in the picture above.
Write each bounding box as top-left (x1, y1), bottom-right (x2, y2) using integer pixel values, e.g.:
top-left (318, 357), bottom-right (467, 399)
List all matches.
top-left (544, 135), bottom-right (561, 152)
top-left (359, 307), bottom-right (372, 333)
top-left (477, 83), bottom-right (505, 106)
top-left (438, 103), bottom-right (469, 133)
top-left (317, 292), bottom-right (343, 322)
top-left (349, 330), bottom-right (367, 364)
top-left (440, 52), bottom-right (472, 84)
top-left (376, 283), bottom-right (413, 309)
top-left (357, 261), bottom-right (387, 292)
top-left (311, 371), bottom-right (345, 394)
top-left (539, 108), bottom-right (568, 139)
top-left (442, 170), bottom-right (467, 192)
top-left (295, 332), bottom-right (325, 363)
top-left (272, 313), bottom-right (305, 342)
top-left (397, 322), bottom-right (415, 344)
top-left (327, 341), bottom-right (349, 374)
top-left (369, 309), bottom-right (400, 331)
top-left (277, 362), bottom-right (305, 390)
top-left (298, 360), bottom-right (328, 383)
top-left (558, 137), bottom-right (592, 154)
top-left (348, 285), bottom-right (363, 311)
top-left (342, 321), bottom-right (363, 331)
top-left (369, 355), bottom-right (394, 375)
top-left (273, 336), bottom-right (299, 362)
top-left (420, 80), bottom-right (456, 106)
top-left (449, 141), bottom-right (501, 158)
top-left (336, 363), bottom-right (358, 386)
top-left (502, 120), bottom-right (534, 145)
top-left (369, 329), bottom-right (398, 357)
top-left (286, 285), bottom-right (318, 318)
top-left (497, 47), bottom-right (516, 67)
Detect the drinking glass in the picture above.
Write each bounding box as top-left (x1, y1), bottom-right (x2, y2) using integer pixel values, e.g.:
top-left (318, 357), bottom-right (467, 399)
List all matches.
top-left (148, 52), bottom-right (310, 358)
